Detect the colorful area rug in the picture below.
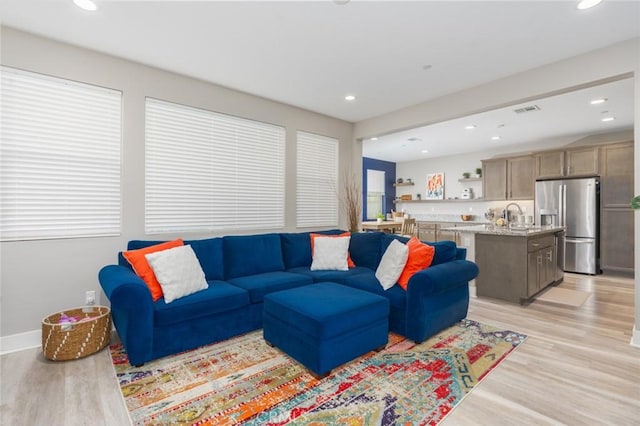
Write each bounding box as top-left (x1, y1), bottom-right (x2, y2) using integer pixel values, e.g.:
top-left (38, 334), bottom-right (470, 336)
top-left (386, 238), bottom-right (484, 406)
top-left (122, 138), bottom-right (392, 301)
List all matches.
top-left (110, 319), bottom-right (526, 425)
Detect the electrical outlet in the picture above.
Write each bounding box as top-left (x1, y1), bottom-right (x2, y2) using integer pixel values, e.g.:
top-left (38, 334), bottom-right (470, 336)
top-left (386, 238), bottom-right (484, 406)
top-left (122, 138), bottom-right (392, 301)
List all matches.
top-left (85, 290), bottom-right (96, 306)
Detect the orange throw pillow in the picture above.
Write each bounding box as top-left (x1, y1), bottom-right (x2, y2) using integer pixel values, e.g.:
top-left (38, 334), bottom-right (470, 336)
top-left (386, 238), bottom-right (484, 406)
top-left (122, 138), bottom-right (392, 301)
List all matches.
top-left (310, 232), bottom-right (356, 268)
top-left (397, 237), bottom-right (435, 290)
top-left (123, 239), bottom-right (184, 301)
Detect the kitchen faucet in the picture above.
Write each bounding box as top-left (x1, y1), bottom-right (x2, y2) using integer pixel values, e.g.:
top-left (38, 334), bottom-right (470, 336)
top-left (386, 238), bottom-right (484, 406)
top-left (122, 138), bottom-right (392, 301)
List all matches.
top-left (504, 202), bottom-right (523, 224)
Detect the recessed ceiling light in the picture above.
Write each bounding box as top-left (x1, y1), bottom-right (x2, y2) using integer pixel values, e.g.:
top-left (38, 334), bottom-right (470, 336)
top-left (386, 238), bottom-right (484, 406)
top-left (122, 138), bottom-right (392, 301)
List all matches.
top-left (421, 150), bottom-right (429, 154)
top-left (464, 125), bottom-right (476, 130)
top-left (344, 94), bottom-right (356, 102)
top-left (601, 117), bottom-right (615, 122)
top-left (590, 98), bottom-right (607, 105)
top-left (577, 0), bottom-right (602, 10)
top-left (491, 136), bottom-right (501, 141)
top-left (73, 0), bottom-right (98, 11)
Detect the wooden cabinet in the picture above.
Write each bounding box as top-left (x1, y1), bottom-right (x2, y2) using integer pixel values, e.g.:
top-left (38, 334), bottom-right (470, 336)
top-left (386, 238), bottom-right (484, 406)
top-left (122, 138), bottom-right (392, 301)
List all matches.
top-left (418, 222), bottom-right (437, 242)
top-left (535, 150), bottom-right (564, 179)
top-left (566, 147), bottom-right (599, 176)
top-left (526, 235), bottom-right (555, 296)
top-left (437, 223), bottom-right (461, 245)
top-left (417, 222), bottom-right (461, 245)
top-left (482, 155), bottom-right (534, 201)
top-left (534, 146), bottom-right (599, 179)
top-left (482, 159), bottom-right (507, 200)
top-left (476, 231), bottom-right (562, 304)
top-left (508, 156), bottom-right (534, 199)
top-left (599, 141), bottom-right (634, 274)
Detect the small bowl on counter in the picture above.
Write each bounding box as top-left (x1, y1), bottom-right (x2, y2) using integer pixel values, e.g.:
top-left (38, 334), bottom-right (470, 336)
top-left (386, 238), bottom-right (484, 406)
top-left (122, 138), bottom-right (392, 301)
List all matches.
top-left (460, 214), bottom-right (474, 221)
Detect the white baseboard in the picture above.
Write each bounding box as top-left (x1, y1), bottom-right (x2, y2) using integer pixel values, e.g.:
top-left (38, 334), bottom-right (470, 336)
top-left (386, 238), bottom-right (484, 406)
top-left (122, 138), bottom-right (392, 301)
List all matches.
top-left (631, 325), bottom-right (640, 348)
top-left (0, 329), bottom-right (41, 355)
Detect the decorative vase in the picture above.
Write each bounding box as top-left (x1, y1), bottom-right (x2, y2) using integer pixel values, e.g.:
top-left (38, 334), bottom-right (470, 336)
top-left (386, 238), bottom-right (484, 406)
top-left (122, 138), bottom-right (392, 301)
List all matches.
top-left (376, 218), bottom-right (383, 224)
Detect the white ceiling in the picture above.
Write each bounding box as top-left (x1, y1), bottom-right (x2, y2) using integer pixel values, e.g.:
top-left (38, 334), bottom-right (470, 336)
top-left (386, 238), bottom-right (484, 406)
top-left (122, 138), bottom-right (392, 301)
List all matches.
top-left (2, 1), bottom-right (638, 161)
top-left (364, 77), bottom-right (635, 162)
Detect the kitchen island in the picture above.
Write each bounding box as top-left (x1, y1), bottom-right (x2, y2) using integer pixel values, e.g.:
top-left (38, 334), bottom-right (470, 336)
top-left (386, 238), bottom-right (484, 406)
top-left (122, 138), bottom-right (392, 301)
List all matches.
top-left (445, 224), bottom-right (565, 304)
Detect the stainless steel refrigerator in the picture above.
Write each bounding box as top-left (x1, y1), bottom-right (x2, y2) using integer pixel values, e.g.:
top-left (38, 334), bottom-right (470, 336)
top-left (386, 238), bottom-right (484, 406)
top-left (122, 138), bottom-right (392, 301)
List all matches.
top-left (534, 177), bottom-right (599, 275)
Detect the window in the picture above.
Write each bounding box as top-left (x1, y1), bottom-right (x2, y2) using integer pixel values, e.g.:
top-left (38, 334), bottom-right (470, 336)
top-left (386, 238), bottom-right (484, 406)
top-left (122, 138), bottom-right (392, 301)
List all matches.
top-left (145, 98), bottom-right (285, 233)
top-left (296, 131), bottom-right (339, 228)
top-left (0, 67), bottom-right (122, 241)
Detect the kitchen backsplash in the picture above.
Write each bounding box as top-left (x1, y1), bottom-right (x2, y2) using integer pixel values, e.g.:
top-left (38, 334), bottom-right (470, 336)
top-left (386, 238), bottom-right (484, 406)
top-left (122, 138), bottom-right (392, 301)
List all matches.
top-left (394, 200), bottom-right (534, 223)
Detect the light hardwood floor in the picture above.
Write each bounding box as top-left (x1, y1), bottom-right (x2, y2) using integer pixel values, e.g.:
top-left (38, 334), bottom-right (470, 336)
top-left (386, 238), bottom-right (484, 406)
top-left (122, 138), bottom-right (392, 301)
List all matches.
top-left (1, 273), bottom-right (638, 425)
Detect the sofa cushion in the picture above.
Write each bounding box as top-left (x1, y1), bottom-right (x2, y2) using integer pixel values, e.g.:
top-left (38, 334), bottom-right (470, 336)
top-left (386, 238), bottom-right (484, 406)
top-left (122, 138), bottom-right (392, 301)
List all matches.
top-left (123, 238), bottom-right (225, 281)
top-left (397, 237), bottom-right (435, 290)
top-left (227, 271), bottom-right (313, 303)
top-left (338, 273), bottom-right (407, 311)
top-left (145, 245), bottom-right (209, 304)
top-left (310, 236), bottom-right (350, 271)
top-left (310, 232), bottom-right (356, 268)
top-left (185, 237), bottom-right (224, 281)
top-left (381, 234), bottom-right (457, 266)
top-left (280, 229), bottom-right (345, 269)
top-left (349, 232), bottom-right (383, 270)
top-left (287, 266), bottom-right (372, 284)
top-left (428, 240), bottom-right (458, 265)
top-left (223, 234), bottom-right (285, 280)
top-left (375, 239), bottom-right (409, 290)
top-left (123, 239), bottom-right (185, 301)
top-left (154, 280), bottom-right (249, 326)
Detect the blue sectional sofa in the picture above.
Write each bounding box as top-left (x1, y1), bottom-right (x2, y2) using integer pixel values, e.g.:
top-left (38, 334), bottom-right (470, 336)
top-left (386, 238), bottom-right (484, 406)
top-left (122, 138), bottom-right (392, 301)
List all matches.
top-left (98, 230), bottom-right (478, 366)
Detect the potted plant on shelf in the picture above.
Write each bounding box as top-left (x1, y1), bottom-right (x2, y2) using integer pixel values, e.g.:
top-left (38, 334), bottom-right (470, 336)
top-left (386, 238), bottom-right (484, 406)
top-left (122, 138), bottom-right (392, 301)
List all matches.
top-left (632, 195), bottom-right (640, 210)
top-left (475, 167), bottom-right (482, 178)
top-left (462, 172), bottom-right (471, 179)
top-left (376, 213), bottom-right (385, 224)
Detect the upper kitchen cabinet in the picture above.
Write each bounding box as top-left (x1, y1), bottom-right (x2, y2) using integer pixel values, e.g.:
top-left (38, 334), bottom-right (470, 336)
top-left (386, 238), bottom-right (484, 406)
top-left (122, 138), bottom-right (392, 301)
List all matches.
top-left (599, 141), bottom-right (634, 274)
top-left (534, 146), bottom-right (599, 179)
top-left (482, 155), bottom-right (534, 201)
top-left (482, 159), bottom-right (507, 200)
top-left (600, 141), bottom-right (634, 207)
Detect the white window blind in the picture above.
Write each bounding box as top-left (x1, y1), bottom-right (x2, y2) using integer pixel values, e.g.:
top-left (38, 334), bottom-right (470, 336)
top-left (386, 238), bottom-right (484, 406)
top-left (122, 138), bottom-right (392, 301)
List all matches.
top-left (0, 67), bottom-right (122, 241)
top-left (145, 98), bottom-right (285, 233)
top-left (296, 131), bottom-right (339, 228)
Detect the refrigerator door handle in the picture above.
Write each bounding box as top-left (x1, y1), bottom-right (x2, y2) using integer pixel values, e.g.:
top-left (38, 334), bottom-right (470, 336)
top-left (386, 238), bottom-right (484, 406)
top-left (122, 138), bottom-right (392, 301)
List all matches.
top-left (562, 185), bottom-right (567, 226)
top-left (565, 238), bottom-right (593, 244)
top-left (557, 185), bottom-right (563, 227)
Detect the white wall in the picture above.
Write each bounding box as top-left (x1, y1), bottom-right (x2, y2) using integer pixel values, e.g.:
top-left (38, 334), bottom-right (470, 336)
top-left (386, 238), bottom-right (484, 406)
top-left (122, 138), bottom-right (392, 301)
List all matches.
top-left (356, 37), bottom-right (640, 345)
top-left (0, 28), bottom-right (354, 346)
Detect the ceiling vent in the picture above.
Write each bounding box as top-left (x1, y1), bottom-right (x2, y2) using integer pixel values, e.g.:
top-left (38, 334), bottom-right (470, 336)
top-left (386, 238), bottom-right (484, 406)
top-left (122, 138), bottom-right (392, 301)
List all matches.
top-left (513, 105), bottom-right (541, 114)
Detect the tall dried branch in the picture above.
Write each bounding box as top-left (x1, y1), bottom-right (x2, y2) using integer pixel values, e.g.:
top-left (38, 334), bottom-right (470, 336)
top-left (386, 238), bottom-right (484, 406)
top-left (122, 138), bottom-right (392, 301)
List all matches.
top-left (339, 170), bottom-right (362, 232)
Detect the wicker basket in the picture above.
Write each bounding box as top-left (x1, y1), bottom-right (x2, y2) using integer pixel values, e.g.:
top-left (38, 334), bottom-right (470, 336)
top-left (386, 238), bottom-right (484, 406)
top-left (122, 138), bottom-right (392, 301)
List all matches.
top-left (42, 306), bottom-right (111, 361)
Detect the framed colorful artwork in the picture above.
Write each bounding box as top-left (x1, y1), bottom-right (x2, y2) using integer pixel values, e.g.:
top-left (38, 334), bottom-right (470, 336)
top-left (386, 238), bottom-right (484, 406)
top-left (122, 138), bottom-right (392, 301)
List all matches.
top-left (426, 172), bottom-right (444, 200)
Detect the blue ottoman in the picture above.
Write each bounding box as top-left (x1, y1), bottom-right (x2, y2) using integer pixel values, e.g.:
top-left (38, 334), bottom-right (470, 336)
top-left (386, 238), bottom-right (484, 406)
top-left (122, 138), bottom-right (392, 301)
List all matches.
top-left (263, 282), bottom-right (390, 378)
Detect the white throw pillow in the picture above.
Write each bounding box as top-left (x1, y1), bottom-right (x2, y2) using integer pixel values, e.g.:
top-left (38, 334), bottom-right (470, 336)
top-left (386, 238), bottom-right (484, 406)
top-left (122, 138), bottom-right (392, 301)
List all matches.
top-left (310, 236), bottom-right (350, 271)
top-left (145, 245), bottom-right (209, 303)
top-left (375, 239), bottom-right (409, 290)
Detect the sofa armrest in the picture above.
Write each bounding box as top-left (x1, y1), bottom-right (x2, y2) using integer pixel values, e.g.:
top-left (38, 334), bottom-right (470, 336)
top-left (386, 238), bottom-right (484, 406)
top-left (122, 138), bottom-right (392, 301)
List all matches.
top-left (99, 265), bottom-right (154, 365)
top-left (404, 259), bottom-right (479, 342)
top-left (406, 259), bottom-right (478, 297)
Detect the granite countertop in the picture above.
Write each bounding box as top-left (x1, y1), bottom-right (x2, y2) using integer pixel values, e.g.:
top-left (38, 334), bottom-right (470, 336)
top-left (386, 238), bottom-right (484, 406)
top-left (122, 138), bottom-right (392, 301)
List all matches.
top-left (412, 214), bottom-right (487, 224)
top-left (444, 224), bottom-right (565, 237)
